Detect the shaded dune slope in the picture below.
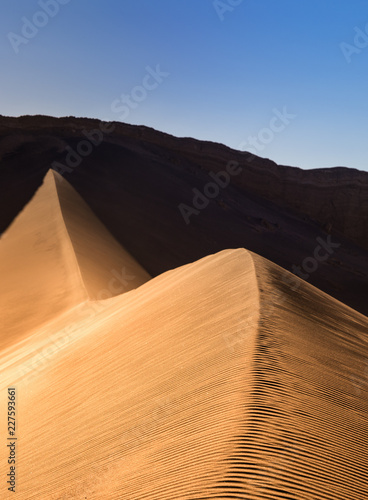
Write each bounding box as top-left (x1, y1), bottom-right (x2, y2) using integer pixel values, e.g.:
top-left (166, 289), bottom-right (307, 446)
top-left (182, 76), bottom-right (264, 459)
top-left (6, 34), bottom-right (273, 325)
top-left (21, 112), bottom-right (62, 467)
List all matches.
top-left (224, 253), bottom-right (368, 498)
top-left (0, 246), bottom-right (367, 498)
top-left (0, 170), bottom-right (150, 350)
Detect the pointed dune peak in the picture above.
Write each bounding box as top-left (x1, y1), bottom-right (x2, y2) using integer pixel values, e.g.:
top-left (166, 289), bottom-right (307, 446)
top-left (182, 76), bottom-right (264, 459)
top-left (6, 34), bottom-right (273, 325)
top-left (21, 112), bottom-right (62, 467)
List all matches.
top-left (51, 169), bottom-right (151, 299)
top-left (0, 170), bottom-right (150, 350)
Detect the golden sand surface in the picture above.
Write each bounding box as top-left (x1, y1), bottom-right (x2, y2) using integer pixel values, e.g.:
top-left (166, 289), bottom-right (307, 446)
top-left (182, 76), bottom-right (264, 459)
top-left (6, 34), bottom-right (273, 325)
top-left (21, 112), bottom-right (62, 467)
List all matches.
top-left (0, 172), bottom-right (367, 499)
top-left (0, 171), bottom-right (150, 351)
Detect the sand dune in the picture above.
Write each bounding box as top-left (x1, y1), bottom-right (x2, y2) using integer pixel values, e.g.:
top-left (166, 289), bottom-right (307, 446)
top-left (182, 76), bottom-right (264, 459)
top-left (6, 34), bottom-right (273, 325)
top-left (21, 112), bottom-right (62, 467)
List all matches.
top-left (1, 115), bottom-right (368, 317)
top-left (0, 172), bottom-right (367, 499)
top-left (0, 170), bottom-right (150, 350)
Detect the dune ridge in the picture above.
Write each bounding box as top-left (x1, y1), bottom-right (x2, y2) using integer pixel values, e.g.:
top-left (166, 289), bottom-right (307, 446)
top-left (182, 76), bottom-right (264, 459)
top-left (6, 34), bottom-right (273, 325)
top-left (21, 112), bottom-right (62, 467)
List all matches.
top-left (222, 253), bottom-right (368, 498)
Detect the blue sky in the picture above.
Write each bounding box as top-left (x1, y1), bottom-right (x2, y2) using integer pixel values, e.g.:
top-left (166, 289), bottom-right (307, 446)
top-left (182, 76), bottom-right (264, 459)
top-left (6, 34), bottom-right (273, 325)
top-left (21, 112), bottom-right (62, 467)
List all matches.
top-left (1, 0), bottom-right (368, 170)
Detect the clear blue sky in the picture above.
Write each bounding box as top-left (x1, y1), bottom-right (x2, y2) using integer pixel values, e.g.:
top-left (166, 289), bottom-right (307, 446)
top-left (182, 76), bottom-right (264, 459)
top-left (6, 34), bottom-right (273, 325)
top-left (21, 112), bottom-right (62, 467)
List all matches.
top-left (1, 0), bottom-right (368, 171)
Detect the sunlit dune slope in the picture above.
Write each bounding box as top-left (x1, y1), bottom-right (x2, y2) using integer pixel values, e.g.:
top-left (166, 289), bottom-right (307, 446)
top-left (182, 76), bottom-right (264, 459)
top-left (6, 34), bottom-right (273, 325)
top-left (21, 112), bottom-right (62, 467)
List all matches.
top-left (0, 170), bottom-right (150, 350)
top-left (0, 246), bottom-right (367, 499)
top-left (1, 249), bottom-right (260, 499)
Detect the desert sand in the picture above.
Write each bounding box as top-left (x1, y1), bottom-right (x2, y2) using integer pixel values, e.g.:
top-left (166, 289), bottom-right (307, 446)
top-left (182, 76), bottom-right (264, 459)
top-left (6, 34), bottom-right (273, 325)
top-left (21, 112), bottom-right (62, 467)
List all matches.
top-left (0, 171), bottom-right (367, 498)
top-left (0, 170), bottom-right (150, 351)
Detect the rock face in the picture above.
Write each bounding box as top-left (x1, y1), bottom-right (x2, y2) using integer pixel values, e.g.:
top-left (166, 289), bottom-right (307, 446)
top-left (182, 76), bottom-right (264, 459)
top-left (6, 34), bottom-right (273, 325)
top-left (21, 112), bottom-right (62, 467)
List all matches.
top-left (0, 114), bottom-right (367, 316)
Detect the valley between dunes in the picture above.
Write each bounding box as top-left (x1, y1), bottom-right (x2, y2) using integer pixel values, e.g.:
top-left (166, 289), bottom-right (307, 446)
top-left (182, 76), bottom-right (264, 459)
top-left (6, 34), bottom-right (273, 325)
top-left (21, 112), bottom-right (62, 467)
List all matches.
top-left (0, 171), bottom-right (367, 499)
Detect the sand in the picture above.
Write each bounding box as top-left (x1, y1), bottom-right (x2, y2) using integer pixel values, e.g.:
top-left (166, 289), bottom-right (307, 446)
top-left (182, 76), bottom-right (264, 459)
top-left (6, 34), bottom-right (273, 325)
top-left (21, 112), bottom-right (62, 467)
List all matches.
top-left (0, 171), bottom-right (367, 499)
top-left (0, 170), bottom-right (150, 351)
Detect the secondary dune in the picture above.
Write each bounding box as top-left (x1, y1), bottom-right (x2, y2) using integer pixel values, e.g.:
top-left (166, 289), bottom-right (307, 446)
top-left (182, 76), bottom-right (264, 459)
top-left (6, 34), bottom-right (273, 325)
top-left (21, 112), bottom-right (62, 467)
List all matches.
top-left (0, 170), bottom-right (150, 351)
